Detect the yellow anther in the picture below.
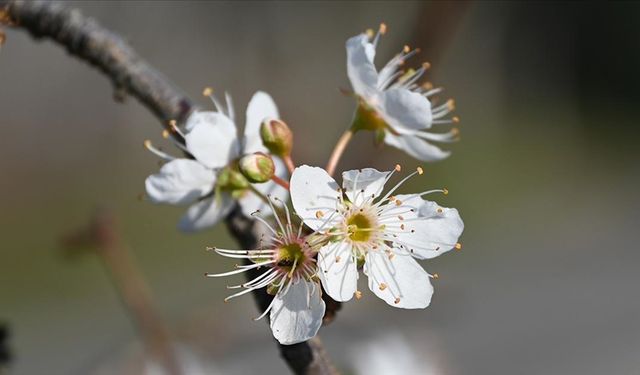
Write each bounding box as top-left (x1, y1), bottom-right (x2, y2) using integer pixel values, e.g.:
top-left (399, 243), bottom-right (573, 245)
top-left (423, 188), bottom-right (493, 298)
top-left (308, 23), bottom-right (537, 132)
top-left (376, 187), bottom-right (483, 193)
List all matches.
top-left (355, 290), bottom-right (363, 300)
top-left (416, 166), bottom-right (424, 175)
top-left (395, 199), bottom-right (403, 206)
top-left (379, 283), bottom-right (387, 291)
top-left (315, 210), bottom-right (324, 219)
top-left (143, 139), bottom-right (152, 149)
top-left (447, 99), bottom-right (456, 110)
top-left (202, 87), bottom-right (213, 97)
top-left (433, 273), bottom-right (439, 279)
top-left (395, 164), bottom-right (402, 172)
top-left (403, 45), bottom-right (411, 53)
top-left (452, 128), bottom-right (460, 136)
top-left (162, 129), bottom-right (170, 139)
top-left (169, 119), bottom-right (177, 127)
top-left (422, 81), bottom-right (434, 90)
top-left (366, 28), bottom-right (375, 38)
top-left (379, 23), bottom-right (387, 34)
top-left (443, 188), bottom-right (449, 195)
top-left (452, 116), bottom-right (460, 123)
top-left (455, 243), bottom-right (463, 250)
top-left (422, 62), bottom-right (431, 70)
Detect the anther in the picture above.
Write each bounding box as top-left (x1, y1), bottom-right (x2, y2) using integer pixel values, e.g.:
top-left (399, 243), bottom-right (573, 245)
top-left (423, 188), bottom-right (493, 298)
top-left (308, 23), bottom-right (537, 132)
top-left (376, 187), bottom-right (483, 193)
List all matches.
top-left (452, 116), bottom-right (460, 123)
top-left (416, 166), bottom-right (424, 175)
top-left (379, 283), bottom-right (387, 291)
top-left (455, 243), bottom-right (463, 250)
top-left (403, 45), bottom-right (410, 53)
top-left (394, 297), bottom-right (401, 304)
top-left (422, 62), bottom-right (431, 70)
top-left (335, 256), bottom-right (341, 263)
top-left (395, 200), bottom-right (403, 206)
top-left (162, 129), bottom-right (170, 139)
top-left (143, 139), bottom-right (152, 149)
top-left (379, 23), bottom-right (387, 34)
top-left (395, 164), bottom-right (402, 172)
top-left (202, 87), bottom-right (213, 97)
top-left (433, 273), bottom-right (439, 279)
top-left (443, 188), bottom-right (449, 195)
top-left (315, 210), bottom-right (324, 219)
top-left (422, 82), bottom-right (434, 90)
top-left (398, 215), bottom-right (404, 221)
top-left (437, 208), bottom-right (443, 214)
top-left (447, 99), bottom-right (456, 110)
top-left (355, 290), bottom-right (363, 300)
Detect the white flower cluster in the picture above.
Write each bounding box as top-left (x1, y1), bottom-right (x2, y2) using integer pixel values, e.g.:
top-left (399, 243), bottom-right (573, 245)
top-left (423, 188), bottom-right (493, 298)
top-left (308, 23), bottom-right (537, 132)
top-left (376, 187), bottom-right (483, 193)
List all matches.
top-left (144, 24), bottom-right (464, 345)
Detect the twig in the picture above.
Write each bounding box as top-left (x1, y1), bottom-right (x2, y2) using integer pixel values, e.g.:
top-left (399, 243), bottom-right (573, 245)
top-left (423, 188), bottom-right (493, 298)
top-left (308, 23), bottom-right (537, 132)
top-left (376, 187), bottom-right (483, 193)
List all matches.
top-left (63, 211), bottom-right (181, 375)
top-left (1, 1), bottom-right (337, 373)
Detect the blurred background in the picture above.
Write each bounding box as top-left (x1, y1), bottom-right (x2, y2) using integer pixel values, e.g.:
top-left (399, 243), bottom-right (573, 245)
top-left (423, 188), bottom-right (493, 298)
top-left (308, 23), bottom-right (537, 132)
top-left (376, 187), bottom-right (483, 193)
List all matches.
top-left (1, 1), bottom-right (640, 374)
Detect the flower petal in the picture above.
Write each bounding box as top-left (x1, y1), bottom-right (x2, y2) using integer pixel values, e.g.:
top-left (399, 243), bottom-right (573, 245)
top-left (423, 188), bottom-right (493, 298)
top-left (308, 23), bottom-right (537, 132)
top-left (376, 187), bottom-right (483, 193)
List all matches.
top-left (243, 91), bottom-right (279, 154)
top-left (384, 132), bottom-right (451, 162)
top-left (392, 194), bottom-right (464, 259)
top-left (342, 168), bottom-right (390, 206)
top-left (364, 251), bottom-right (433, 309)
top-left (145, 159), bottom-right (216, 205)
top-left (178, 195), bottom-right (234, 232)
top-left (346, 34), bottom-right (379, 98)
top-left (379, 88), bottom-right (433, 133)
top-left (185, 111), bottom-right (240, 169)
top-left (290, 165), bottom-right (341, 232)
top-left (317, 241), bottom-right (358, 302)
top-left (270, 279), bottom-right (325, 345)
top-left (239, 157), bottom-right (289, 217)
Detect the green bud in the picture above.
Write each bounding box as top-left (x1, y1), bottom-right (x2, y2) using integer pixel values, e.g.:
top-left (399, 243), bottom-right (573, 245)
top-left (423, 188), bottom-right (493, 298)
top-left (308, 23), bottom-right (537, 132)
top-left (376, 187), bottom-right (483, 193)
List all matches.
top-left (260, 118), bottom-right (293, 157)
top-left (238, 152), bottom-right (275, 183)
top-left (216, 166), bottom-right (249, 191)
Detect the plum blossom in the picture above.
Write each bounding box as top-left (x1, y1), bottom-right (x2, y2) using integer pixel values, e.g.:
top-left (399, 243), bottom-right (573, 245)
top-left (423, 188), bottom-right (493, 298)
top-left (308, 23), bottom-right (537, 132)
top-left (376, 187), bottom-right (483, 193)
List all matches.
top-left (346, 24), bottom-right (459, 162)
top-left (290, 165), bottom-right (464, 308)
top-left (144, 91), bottom-right (288, 232)
top-left (206, 197), bottom-right (325, 345)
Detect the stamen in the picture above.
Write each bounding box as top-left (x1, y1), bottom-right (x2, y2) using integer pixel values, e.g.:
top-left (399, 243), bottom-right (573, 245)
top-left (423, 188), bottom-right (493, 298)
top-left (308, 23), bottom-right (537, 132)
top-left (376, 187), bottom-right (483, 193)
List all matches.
top-left (202, 87), bottom-right (214, 97)
top-left (143, 140), bottom-right (175, 161)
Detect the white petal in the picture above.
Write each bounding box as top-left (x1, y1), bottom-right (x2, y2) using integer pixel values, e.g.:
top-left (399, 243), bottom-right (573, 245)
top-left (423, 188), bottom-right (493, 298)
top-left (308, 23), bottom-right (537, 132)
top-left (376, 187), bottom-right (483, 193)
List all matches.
top-left (270, 279), bottom-right (325, 345)
top-left (178, 195), bottom-right (234, 232)
top-left (243, 91), bottom-right (279, 154)
top-left (364, 251), bottom-right (433, 309)
top-left (384, 132), bottom-right (451, 162)
top-left (145, 159), bottom-right (215, 205)
top-left (378, 88), bottom-right (433, 133)
top-left (346, 34), bottom-right (379, 98)
top-left (342, 168), bottom-right (390, 206)
top-left (317, 241), bottom-right (358, 302)
top-left (290, 165), bottom-right (341, 232)
top-left (393, 194), bottom-right (464, 259)
top-left (184, 111), bottom-right (240, 169)
top-left (239, 157), bottom-right (289, 217)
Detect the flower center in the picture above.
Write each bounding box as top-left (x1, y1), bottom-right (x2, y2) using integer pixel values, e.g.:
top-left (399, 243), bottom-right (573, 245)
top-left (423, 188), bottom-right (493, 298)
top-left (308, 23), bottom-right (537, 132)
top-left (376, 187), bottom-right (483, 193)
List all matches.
top-left (276, 242), bottom-right (305, 272)
top-left (351, 101), bottom-right (388, 132)
top-left (347, 213), bottom-right (374, 242)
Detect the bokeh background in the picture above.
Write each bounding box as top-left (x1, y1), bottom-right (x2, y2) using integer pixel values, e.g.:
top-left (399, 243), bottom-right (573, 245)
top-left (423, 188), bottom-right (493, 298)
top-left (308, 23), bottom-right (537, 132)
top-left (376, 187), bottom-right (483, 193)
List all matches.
top-left (1, 1), bottom-right (639, 374)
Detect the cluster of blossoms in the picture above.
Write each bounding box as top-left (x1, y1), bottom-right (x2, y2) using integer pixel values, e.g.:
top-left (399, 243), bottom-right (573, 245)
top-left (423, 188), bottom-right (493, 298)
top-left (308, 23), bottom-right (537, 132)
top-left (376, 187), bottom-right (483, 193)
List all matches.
top-left (144, 24), bottom-right (464, 345)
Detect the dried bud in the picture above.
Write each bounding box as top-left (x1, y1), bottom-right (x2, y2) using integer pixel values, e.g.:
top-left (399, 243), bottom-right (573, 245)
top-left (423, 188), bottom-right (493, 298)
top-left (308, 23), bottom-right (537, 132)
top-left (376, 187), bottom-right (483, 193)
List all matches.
top-left (260, 118), bottom-right (293, 157)
top-left (238, 152), bottom-right (275, 183)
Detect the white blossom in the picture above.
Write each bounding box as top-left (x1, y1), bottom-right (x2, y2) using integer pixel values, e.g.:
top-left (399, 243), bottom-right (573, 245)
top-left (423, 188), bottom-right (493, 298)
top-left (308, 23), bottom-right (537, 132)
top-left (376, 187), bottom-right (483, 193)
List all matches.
top-left (144, 91), bottom-right (288, 232)
top-left (206, 197), bottom-right (325, 345)
top-left (290, 165), bottom-right (464, 308)
top-left (346, 24), bottom-right (459, 161)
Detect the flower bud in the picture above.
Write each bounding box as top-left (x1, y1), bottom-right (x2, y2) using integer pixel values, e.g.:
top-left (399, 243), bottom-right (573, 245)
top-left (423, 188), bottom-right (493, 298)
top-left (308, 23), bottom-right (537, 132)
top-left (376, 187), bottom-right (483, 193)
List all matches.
top-left (260, 118), bottom-right (293, 157)
top-left (238, 152), bottom-right (275, 183)
top-left (217, 167), bottom-right (249, 191)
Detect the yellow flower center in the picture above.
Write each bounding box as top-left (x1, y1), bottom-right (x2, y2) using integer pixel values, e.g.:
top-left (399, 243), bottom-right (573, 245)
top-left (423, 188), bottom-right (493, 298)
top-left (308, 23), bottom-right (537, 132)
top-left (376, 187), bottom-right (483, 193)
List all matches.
top-left (347, 213), bottom-right (373, 242)
top-left (276, 242), bottom-right (305, 271)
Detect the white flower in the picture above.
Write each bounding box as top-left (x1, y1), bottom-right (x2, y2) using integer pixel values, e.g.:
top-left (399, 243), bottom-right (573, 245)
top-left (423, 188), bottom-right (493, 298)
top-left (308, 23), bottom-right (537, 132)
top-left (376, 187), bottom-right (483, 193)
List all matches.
top-left (290, 165), bottom-right (464, 308)
top-left (206, 198), bottom-right (325, 345)
top-left (346, 24), bottom-right (459, 162)
top-left (144, 91), bottom-right (289, 232)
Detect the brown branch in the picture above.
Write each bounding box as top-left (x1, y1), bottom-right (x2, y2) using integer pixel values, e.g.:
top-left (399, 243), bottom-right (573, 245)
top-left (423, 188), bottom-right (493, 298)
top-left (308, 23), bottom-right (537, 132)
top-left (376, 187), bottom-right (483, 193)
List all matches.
top-left (1, 1), bottom-right (337, 374)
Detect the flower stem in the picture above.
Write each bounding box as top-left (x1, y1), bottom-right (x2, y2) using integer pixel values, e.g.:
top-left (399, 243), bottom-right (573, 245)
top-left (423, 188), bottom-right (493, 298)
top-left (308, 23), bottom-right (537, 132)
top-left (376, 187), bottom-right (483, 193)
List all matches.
top-left (271, 174), bottom-right (290, 190)
top-left (326, 129), bottom-right (354, 177)
top-left (283, 155), bottom-right (295, 174)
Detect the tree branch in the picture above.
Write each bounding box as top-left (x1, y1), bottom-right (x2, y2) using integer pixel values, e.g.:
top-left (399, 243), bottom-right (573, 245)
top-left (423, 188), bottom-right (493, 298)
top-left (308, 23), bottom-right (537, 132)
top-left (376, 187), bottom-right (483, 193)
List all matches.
top-left (0, 1), bottom-right (336, 374)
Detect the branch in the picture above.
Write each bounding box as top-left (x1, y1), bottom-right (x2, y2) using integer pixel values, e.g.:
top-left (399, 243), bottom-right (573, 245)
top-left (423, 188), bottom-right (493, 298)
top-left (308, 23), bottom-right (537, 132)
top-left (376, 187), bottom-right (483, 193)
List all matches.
top-left (0, 1), bottom-right (337, 374)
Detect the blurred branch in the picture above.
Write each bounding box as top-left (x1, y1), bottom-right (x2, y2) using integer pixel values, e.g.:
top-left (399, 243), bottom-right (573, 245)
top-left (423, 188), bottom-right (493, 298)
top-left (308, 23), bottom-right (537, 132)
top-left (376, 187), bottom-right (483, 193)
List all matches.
top-left (63, 211), bottom-right (181, 375)
top-left (1, 1), bottom-right (336, 373)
